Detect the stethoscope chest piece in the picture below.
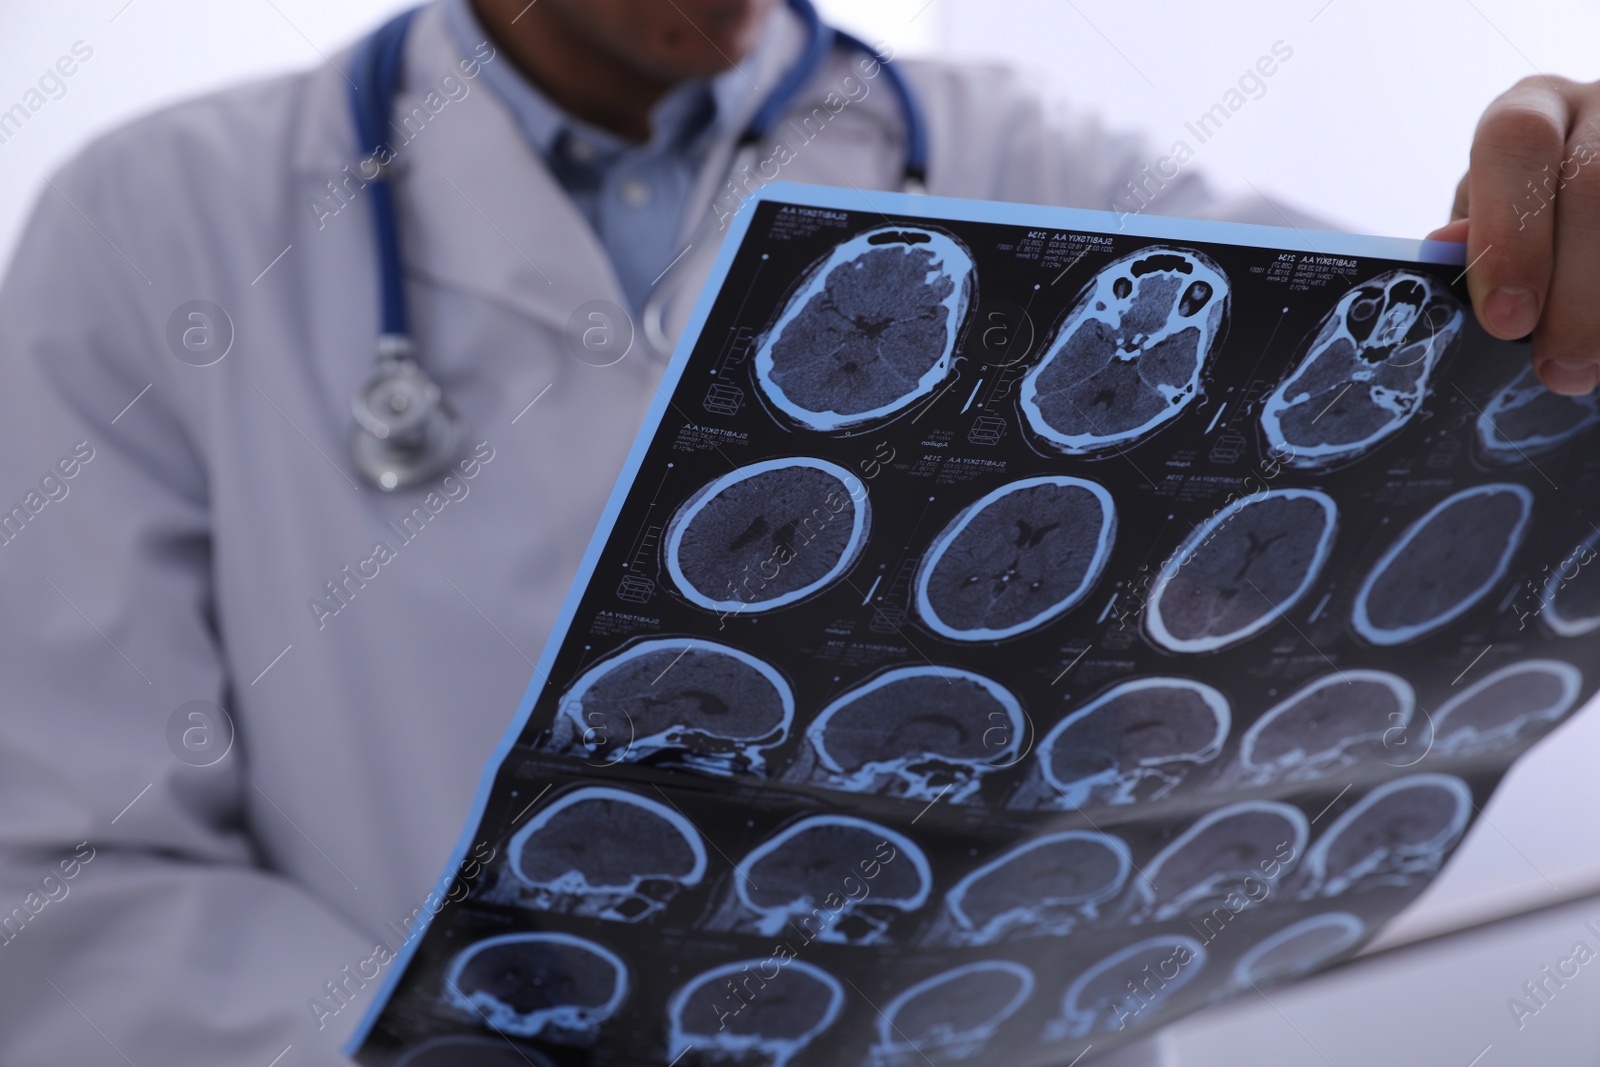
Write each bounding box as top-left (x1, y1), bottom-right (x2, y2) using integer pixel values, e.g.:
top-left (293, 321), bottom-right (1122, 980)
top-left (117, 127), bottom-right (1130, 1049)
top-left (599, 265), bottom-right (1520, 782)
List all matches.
top-left (349, 335), bottom-right (465, 491)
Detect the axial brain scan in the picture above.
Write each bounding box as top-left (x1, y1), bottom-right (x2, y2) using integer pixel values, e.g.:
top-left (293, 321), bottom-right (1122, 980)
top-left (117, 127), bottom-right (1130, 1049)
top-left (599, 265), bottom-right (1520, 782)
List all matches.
top-left (1353, 484), bottom-right (1531, 645)
top-left (755, 227), bottom-right (975, 432)
top-left (1020, 247), bottom-right (1229, 454)
top-left (915, 475), bottom-right (1116, 641)
top-left (1146, 489), bottom-right (1337, 653)
top-left (665, 458), bottom-right (869, 613)
top-left (1262, 270), bottom-right (1463, 470)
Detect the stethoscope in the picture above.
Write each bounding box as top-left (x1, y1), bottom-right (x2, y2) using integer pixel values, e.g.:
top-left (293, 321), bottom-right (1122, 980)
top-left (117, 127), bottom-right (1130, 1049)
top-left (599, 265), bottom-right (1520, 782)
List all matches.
top-left (346, 0), bottom-right (929, 490)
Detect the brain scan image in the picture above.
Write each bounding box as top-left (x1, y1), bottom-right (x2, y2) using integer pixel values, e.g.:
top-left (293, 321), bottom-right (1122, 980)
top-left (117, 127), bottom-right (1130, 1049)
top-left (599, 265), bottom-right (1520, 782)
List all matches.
top-left (928, 830), bottom-right (1131, 946)
top-left (1477, 364), bottom-right (1600, 463)
top-left (1235, 670), bottom-right (1415, 786)
top-left (393, 1036), bottom-right (556, 1067)
top-left (665, 458), bottom-right (869, 614)
top-left (547, 638), bottom-right (793, 776)
top-left (1025, 678), bottom-right (1230, 810)
top-left (1261, 270), bottom-right (1463, 470)
top-left (1430, 660), bottom-right (1582, 758)
top-left (1131, 801), bottom-right (1308, 923)
top-left (1540, 530), bottom-right (1600, 637)
top-left (753, 226), bottom-right (975, 432)
top-left (914, 475), bottom-right (1116, 641)
top-left (1145, 489), bottom-right (1337, 653)
top-left (1043, 936), bottom-right (1207, 1042)
top-left (501, 787), bottom-right (706, 923)
top-left (1302, 774), bottom-right (1472, 897)
top-left (710, 816), bottom-right (932, 945)
top-left (667, 958), bottom-right (844, 1067)
top-left (1228, 913), bottom-right (1365, 991)
top-left (869, 961), bottom-right (1035, 1065)
top-left (793, 665), bottom-right (1025, 803)
top-left (442, 933), bottom-right (628, 1043)
top-left (1353, 484), bottom-right (1532, 646)
top-left (349, 191), bottom-right (1600, 1067)
top-left (1019, 247), bottom-right (1229, 454)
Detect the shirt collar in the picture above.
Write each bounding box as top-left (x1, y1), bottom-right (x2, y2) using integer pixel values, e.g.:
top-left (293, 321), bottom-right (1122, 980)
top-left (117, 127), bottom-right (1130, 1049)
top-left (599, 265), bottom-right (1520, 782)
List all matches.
top-left (442, 0), bottom-right (769, 162)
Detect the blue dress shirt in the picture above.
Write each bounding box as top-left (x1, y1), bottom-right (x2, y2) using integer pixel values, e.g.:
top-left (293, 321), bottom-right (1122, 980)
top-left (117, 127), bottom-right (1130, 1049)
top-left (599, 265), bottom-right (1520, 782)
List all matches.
top-left (443, 0), bottom-right (764, 315)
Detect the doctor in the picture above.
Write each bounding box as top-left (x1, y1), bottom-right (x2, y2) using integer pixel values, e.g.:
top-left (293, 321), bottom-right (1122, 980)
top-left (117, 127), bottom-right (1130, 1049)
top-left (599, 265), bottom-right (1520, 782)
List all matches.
top-left (0, 0), bottom-right (1596, 1064)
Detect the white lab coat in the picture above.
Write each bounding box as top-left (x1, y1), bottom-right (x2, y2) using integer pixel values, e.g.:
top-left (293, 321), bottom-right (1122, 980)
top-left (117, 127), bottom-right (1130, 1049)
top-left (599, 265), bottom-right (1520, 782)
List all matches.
top-left (0, 4), bottom-right (1296, 1064)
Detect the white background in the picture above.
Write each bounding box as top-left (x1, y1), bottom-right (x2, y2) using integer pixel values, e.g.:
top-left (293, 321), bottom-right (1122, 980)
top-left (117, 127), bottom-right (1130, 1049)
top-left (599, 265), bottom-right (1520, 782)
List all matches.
top-left (3, 1), bottom-right (1600, 1062)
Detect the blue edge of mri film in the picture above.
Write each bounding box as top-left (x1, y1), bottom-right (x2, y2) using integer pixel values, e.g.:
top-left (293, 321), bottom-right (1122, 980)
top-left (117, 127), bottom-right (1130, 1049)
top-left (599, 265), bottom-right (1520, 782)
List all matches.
top-left (344, 180), bottom-right (1469, 1054)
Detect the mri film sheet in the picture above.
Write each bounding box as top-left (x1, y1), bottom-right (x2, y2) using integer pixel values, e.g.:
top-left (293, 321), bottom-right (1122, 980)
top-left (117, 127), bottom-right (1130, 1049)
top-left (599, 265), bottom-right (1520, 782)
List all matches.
top-left (351, 185), bottom-right (1600, 1067)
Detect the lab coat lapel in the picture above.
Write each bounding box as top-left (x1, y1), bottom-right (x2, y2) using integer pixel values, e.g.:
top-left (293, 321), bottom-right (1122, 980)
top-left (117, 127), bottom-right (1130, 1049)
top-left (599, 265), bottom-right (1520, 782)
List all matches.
top-left (397, 4), bottom-right (624, 335)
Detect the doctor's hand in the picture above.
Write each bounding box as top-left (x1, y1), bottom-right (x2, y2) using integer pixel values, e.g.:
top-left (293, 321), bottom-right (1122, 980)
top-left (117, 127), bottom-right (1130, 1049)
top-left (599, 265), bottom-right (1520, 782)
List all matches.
top-left (1428, 74), bottom-right (1600, 396)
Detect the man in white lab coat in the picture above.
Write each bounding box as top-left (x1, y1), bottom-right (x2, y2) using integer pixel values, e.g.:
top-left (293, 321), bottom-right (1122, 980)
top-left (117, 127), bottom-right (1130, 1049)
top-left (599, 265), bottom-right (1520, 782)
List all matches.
top-left (0, 0), bottom-right (1596, 1064)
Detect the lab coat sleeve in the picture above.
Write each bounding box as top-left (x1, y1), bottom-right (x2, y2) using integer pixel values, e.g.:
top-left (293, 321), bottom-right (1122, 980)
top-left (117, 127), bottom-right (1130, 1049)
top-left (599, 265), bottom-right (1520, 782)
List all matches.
top-left (0, 150), bottom-right (372, 1066)
top-left (1020, 77), bottom-right (1335, 230)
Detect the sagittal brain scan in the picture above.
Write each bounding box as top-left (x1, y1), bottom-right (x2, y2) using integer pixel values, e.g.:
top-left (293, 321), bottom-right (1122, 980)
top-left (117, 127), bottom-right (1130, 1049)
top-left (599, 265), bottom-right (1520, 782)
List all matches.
top-left (1301, 774), bottom-right (1472, 897)
top-left (1262, 270), bottom-right (1463, 470)
top-left (354, 190), bottom-right (1600, 1067)
top-left (914, 475), bottom-right (1115, 641)
top-left (668, 958), bottom-right (844, 1067)
top-left (1024, 678), bottom-right (1229, 809)
top-left (1429, 659), bottom-right (1581, 758)
top-left (546, 638), bottom-right (794, 775)
top-left (1235, 670), bottom-right (1415, 786)
top-left (754, 226), bottom-right (975, 432)
top-left (871, 961), bottom-right (1034, 1065)
top-left (792, 666), bottom-right (1025, 802)
top-left (665, 457), bottom-right (869, 613)
top-left (1228, 913), bottom-right (1365, 990)
top-left (442, 933), bottom-right (628, 1043)
top-left (1019, 247), bottom-right (1229, 454)
top-left (1145, 488), bottom-right (1337, 653)
top-left (711, 816), bottom-right (931, 945)
top-left (498, 786), bottom-right (706, 922)
top-left (1044, 936), bottom-right (1207, 1042)
top-left (1132, 801), bottom-right (1308, 922)
top-left (930, 830), bottom-right (1131, 945)
top-left (1353, 484), bottom-right (1532, 645)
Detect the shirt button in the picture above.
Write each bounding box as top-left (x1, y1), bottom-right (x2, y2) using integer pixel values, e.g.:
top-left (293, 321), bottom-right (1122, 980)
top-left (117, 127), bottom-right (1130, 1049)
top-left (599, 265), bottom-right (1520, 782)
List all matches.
top-left (619, 178), bottom-right (653, 208)
top-left (567, 137), bottom-right (596, 163)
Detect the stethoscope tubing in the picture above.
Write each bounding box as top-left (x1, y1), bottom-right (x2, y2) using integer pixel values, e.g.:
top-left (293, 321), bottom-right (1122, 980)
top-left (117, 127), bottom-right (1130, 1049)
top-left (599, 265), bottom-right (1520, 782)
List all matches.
top-left (345, 0), bottom-right (929, 485)
top-left (353, 6), bottom-right (422, 341)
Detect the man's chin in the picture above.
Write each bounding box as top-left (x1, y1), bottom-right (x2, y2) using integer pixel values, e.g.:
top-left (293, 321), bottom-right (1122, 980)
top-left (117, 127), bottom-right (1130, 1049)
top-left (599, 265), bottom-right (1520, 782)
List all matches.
top-left (648, 28), bottom-right (765, 78)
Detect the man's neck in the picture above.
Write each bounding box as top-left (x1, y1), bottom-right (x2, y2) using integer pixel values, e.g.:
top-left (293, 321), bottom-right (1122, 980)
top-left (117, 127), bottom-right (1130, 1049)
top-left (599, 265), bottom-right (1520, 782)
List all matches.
top-left (469, 0), bottom-right (672, 143)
